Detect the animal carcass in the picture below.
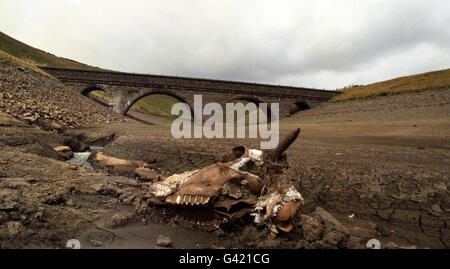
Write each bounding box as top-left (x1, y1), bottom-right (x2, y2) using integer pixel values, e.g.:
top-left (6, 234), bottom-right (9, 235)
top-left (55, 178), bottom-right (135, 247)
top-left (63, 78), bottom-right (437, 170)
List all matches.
top-left (148, 128), bottom-right (304, 236)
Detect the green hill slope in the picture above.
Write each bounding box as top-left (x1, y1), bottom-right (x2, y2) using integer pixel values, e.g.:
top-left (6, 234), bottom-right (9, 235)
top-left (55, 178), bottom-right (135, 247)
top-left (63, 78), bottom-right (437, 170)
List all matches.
top-left (332, 68), bottom-right (450, 102)
top-left (0, 31), bottom-right (101, 70)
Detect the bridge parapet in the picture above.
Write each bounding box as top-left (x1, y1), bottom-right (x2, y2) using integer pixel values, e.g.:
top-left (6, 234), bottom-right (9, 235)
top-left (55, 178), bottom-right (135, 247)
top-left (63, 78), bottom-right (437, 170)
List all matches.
top-left (39, 66), bottom-right (338, 117)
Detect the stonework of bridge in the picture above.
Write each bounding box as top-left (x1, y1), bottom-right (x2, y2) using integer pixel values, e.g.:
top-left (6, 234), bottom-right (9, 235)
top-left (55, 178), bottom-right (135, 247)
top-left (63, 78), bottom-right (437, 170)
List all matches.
top-left (39, 66), bottom-right (339, 119)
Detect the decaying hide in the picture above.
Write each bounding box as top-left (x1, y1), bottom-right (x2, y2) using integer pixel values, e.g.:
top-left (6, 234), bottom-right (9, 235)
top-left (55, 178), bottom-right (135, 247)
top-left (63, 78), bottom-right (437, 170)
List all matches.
top-left (148, 128), bottom-right (304, 236)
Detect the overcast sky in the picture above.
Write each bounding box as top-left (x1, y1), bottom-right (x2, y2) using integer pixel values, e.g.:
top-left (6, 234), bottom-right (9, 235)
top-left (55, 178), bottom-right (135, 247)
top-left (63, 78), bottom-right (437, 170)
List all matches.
top-left (0, 0), bottom-right (448, 89)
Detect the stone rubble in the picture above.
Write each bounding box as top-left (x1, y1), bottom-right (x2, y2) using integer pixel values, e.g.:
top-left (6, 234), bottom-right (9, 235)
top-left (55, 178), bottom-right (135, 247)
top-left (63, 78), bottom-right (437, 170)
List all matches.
top-left (0, 54), bottom-right (128, 128)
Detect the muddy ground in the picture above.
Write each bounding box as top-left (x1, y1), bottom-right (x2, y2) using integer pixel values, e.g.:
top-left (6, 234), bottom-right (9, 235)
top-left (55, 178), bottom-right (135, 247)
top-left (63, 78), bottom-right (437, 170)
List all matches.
top-left (0, 88), bottom-right (449, 249)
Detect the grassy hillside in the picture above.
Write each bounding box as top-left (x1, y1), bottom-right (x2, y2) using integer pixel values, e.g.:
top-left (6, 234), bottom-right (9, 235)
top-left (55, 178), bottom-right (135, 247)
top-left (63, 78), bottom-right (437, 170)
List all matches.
top-left (0, 50), bottom-right (55, 78)
top-left (332, 69), bottom-right (450, 102)
top-left (130, 94), bottom-right (182, 118)
top-left (0, 31), bottom-right (101, 70)
top-left (88, 90), bottom-right (111, 103)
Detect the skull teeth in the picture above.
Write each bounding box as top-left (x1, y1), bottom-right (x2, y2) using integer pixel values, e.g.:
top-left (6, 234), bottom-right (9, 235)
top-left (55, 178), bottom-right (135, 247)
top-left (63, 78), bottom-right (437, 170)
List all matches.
top-left (169, 194), bottom-right (212, 205)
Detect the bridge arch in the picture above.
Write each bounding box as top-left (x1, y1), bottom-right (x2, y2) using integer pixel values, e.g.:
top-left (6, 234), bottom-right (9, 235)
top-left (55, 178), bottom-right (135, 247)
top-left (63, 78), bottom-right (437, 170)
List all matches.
top-left (123, 90), bottom-right (194, 119)
top-left (226, 96), bottom-right (273, 123)
top-left (289, 101), bottom-right (311, 115)
top-left (81, 85), bottom-right (111, 107)
top-left (81, 85), bottom-right (104, 95)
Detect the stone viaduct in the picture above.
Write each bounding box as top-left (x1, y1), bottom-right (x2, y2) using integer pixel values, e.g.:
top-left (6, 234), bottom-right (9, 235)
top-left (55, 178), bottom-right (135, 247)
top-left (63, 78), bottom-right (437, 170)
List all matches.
top-left (39, 66), bottom-right (338, 119)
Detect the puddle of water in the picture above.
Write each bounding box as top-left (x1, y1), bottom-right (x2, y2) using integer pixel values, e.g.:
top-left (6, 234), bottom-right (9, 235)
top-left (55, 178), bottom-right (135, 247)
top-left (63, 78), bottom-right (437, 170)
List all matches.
top-left (67, 145), bottom-right (104, 170)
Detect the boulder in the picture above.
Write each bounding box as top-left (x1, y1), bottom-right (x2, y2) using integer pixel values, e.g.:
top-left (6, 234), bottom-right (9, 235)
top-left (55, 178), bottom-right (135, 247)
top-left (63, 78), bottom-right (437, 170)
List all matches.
top-left (53, 146), bottom-right (73, 160)
top-left (299, 215), bottom-right (323, 241)
top-left (314, 207), bottom-right (349, 247)
top-left (156, 235), bottom-right (172, 247)
top-left (7, 221), bottom-right (23, 238)
top-left (298, 207), bottom-right (350, 248)
top-left (90, 240), bottom-right (103, 247)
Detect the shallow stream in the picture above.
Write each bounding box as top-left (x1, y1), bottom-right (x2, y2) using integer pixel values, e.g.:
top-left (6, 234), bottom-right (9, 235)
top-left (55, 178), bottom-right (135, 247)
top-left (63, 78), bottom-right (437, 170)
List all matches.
top-left (66, 145), bottom-right (103, 170)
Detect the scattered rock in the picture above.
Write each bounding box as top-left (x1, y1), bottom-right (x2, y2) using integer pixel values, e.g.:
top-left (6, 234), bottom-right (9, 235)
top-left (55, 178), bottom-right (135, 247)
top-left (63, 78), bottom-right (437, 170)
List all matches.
top-left (50, 121), bottom-right (63, 130)
top-left (298, 207), bottom-right (350, 248)
top-left (110, 213), bottom-right (130, 227)
top-left (7, 221), bottom-right (23, 237)
top-left (299, 215), bottom-right (323, 241)
top-left (90, 240), bottom-right (103, 247)
top-left (69, 165), bottom-right (78, 170)
top-left (0, 198), bottom-right (17, 211)
top-left (156, 235), bottom-right (172, 247)
top-left (42, 193), bottom-right (66, 205)
top-left (346, 236), bottom-right (365, 249)
top-left (430, 203), bottom-right (443, 215)
top-left (53, 146), bottom-right (73, 160)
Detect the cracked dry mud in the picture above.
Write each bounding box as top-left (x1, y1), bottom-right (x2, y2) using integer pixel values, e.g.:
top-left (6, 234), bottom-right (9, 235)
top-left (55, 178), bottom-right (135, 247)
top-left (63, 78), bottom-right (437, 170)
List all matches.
top-left (0, 54), bottom-right (449, 248)
top-left (1, 87), bottom-right (448, 248)
top-left (74, 88), bottom-right (449, 249)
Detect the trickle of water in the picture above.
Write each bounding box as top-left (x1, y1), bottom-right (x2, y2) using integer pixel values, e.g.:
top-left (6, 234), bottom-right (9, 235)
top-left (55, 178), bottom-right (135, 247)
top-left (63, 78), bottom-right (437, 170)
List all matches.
top-left (66, 146), bottom-right (103, 170)
top-left (89, 146), bottom-right (104, 151)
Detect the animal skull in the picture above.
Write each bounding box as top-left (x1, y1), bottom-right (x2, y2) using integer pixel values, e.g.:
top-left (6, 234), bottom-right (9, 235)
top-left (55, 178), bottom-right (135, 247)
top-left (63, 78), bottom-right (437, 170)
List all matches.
top-left (148, 128), bottom-right (304, 235)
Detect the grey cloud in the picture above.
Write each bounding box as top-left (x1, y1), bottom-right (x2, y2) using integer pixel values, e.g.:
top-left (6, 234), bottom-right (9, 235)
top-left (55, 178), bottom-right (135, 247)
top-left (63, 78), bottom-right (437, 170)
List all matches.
top-left (0, 0), bottom-right (448, 89)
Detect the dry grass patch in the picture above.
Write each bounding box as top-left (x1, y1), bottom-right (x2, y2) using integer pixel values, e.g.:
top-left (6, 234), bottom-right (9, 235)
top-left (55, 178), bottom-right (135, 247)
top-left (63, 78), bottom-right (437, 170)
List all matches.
top-left (332, 69), bottom-right (450, 102)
